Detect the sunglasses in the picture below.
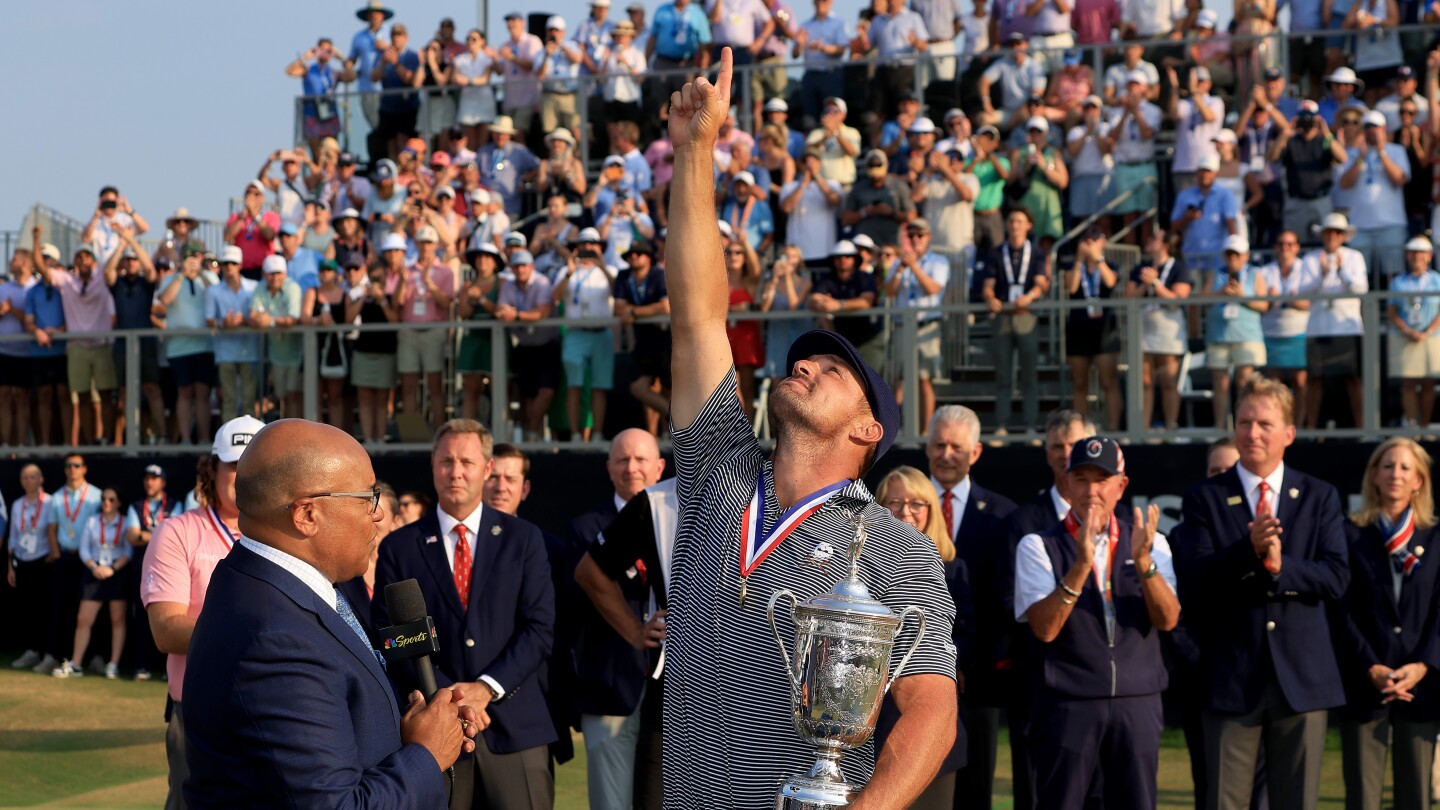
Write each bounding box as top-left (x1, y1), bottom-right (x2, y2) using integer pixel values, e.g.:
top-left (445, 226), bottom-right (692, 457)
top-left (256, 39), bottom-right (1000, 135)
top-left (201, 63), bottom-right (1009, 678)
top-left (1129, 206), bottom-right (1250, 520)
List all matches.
top-left (725, 249), bottom-right (746, 255)
top-left (65, 462), bottom-right (85, 469)
top-left (1402, 109), bottom-right (1418, 115)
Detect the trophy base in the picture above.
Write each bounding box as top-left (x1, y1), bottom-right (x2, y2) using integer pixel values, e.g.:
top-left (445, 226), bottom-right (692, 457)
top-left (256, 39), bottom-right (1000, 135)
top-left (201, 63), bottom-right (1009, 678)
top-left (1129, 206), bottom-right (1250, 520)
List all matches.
top-left (775, 775), bottom-right (860, 809)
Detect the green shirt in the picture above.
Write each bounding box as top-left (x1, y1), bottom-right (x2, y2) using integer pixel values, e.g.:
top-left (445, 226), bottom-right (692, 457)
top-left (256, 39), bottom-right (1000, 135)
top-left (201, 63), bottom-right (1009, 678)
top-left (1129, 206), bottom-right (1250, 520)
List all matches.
top-left (970, 155), bottom-right (1011, 213)
top-left (249, 278), bottom-right (304, 365)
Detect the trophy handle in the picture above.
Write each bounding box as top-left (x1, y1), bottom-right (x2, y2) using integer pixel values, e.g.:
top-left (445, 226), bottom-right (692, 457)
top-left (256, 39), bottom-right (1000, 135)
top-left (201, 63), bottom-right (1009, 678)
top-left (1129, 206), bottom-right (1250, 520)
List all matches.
top-left (767, 589), bottom-right (804, 700)
top-left (884, 605), bottom-right (927, 694)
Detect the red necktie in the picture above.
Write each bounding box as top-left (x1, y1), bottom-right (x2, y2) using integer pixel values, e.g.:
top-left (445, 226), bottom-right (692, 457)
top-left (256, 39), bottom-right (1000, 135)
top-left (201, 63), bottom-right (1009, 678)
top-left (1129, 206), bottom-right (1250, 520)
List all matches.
top-left (942, 491), bottom-right (955, 541)
top-left (1256, 481), bottom-right (1280, 574)
top-left (454, 525), bottom-right (472, 611)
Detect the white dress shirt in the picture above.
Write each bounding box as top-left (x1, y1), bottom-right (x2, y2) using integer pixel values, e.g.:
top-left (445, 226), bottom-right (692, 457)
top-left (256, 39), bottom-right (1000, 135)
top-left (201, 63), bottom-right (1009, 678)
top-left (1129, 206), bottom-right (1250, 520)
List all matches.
top-left (1235, 461), bottom-right (1285, 518)
top-left (931, 475), bottom-right (972, 545)
top-left (1299, 247), bottom-right (1368, 337)
top-left (1013, 526), bottom-right (1177, 636)
top-left (238, 537), bottom-right (337, 611)
top-left (1050, 484), bottom-right (1071, 522)
top-left (435, 502), bottom-right (506, 698)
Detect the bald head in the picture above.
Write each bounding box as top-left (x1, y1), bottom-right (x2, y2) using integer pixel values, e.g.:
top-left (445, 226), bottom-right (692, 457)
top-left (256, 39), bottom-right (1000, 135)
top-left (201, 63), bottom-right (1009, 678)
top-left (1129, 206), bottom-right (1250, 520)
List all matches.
top-left (608, 428), bottom-right (666, 502)
top-left (236, 420), bottom-right (382, 581)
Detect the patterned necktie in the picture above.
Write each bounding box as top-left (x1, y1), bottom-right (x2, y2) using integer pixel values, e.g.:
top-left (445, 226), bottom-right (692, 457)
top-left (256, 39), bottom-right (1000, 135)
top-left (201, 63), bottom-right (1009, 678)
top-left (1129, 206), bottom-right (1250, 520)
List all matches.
top-left (334, 588), bottom-right (370, 647)
top-left (454, 525), bottom-right (472, 611)
top-left (1256, 481), bottom-right (1280, 574)
top-left (1381, 508), bottom-right (1421, 576)
top-left (942, 491), bottom-right (955, 541)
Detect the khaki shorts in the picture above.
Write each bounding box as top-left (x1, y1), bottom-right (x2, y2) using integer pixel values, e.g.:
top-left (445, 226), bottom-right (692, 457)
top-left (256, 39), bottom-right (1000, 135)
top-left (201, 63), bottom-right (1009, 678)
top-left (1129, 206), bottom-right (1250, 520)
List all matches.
top-left (271, 362), bottom-right (303, 397)
top-left (890, 321), bottom-right (943, 381)
top-left (751, 57), bottom-right (788, 102)
top-left (1389, 332), bottom-right (1440, 379)
top-left (541, 92), bottom-right (580, 134)
top-left (1206, 341), bottom-right (1267, 369)
top-left (397, 328), bottom-right (447, 374)
top-left (67, 343), bottom-right (117, 393)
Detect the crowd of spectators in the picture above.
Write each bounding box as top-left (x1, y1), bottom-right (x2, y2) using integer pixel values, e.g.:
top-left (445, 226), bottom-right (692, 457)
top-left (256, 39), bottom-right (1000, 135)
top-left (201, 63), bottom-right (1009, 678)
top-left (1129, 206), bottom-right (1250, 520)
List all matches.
top-left (7, 1), bottom-right (1440, 450)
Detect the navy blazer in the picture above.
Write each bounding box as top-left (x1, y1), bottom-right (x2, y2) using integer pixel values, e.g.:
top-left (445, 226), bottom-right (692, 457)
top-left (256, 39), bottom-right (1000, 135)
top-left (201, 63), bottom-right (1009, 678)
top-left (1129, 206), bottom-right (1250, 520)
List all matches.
top-left (1176, 466), bottom-right (1349, 715)
top-left (337, 576), bottom-right (376, 641)
top-left (373, 508), bottom-right (558, 755)
top-left (1331, 521), bottom-right (1440, 722)
top-left (569, 500), bottom-right (652, 717)
top-left (947, 483), bottom-right (1017, 705)
top-left (183, 543), bottom-right (446, 809)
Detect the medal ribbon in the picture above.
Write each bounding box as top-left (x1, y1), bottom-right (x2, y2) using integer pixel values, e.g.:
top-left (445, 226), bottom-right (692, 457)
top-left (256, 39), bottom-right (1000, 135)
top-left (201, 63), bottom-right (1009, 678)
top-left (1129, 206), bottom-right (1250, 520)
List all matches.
top-left (1381, 508), bottom-right (1421, 576)
top-left (21, 494), bottom-right (46, 532)
top-left (63, 485), bottom-right (90, 524)
top-left (98, 514), bottom-right (123, 554)
top-left (143, 495), bottom-right (170, 530)
top-left (740, 474), bottom-right (849, 581)
top-left (1064, 510), bottom-right (1121, 601)
top-left (206, 506), bottom-right (239, 552)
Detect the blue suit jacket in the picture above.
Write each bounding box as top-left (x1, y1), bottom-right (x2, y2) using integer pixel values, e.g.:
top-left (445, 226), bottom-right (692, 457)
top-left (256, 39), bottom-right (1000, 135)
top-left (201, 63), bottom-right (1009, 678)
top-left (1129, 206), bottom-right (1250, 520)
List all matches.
top-left (948, 483), bottom-right (1017, 705)
top-left (569, 500), bottom-right (652, 717)
top-left (1331, 521), bottom-right (1440, 722)
top-left (373, 508), bottom-right (558, 755)
top-left (183, 542), bottom-right (446, 810)
top-left (1176, 466), bottom-right (1350, 714)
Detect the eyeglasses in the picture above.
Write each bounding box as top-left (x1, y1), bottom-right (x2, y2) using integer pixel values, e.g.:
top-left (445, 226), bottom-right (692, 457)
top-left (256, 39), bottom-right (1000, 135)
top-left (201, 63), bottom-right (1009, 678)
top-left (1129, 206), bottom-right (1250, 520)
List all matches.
top-left (297, 484), bottom-right (382, 514)
top-left (881, 499), bottom-right (930, 515)
top-left (65, 462), bottom-right (85, 469)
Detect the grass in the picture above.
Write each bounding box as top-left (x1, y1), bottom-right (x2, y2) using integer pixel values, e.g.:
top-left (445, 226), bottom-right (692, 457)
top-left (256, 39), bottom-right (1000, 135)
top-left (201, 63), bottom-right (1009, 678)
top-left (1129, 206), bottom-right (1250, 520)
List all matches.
top-left (0, 656), bottom-right (1379, 808)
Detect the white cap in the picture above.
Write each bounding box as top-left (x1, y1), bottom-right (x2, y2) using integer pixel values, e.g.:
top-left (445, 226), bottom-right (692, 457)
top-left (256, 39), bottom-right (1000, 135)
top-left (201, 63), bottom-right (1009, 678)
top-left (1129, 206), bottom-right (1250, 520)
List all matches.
top-left (830, 240), bottom-right (858, 257)
top-left (1362, 109), bottom-right (1387, 128)
top-left (578, 227), bottom-right (603, 243)
top-left (823, 97), bottom-right (848, 115)
top-left (546, 128), bottom-right (576, 145)
top-left (212, 415), bottom-right (266, 464)
top-left (1026, 116), bottom-right (1049, 133)
top-left (381, 233), bottom-right (409, 252)
top-left (1197, 8), bottom-right (1218, 27)
top-left (907, 117), bottom-right (937, 135)
top-left (1212, 128), bottom-right (1238, 145)
top-left (763, 98), bottom-right (788, 113)
top-left (1192, 65), bottom-right (1212, 83)
top-left (603, 154), bottom-right (625, 168)
top-left (546, 15), bottom-right (566, 29)
top-left (261, 255), bottom-right (287, 275)
top-left (717, 220), bottom-right (735, 238)
top-left (1126, 69), bottom-right (1150, 86)
top-left (1406, 236), bottom-right (1434, 253)
top-left (470, 188), bottom-right (492, 205)
top-left (414, 225), bottom-right (440, 243)
top-left (733, 171), bottom-right (756, 187)
top-left (1222, 235), bottom-right (1251, 254)
top-left (218, 245), bottom-right (244, 265)
top-left (504, 231), bottom-right (528, 246)
top-left (851, 234), bottom-right (877, 251)
top-left (40, 243), bottom-right (61, 261)
top-left (1318, 212), bottom-right (1354, 233)
top-left (1197, 154), bottom-right (1221, 172)
top-left (1326, 66), bottom-right (1361, 85)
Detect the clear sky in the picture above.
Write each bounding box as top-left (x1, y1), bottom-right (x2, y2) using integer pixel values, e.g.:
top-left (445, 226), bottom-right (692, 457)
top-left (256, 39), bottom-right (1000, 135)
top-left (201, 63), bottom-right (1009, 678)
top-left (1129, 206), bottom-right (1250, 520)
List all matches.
top-left (1, 0), bottom-right (1234, 234)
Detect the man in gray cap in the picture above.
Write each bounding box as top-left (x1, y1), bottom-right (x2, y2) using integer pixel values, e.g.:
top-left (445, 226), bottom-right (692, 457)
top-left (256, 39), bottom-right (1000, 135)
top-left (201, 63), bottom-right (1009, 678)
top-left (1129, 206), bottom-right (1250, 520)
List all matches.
top-left (841, 149), bottom-right (916, 247)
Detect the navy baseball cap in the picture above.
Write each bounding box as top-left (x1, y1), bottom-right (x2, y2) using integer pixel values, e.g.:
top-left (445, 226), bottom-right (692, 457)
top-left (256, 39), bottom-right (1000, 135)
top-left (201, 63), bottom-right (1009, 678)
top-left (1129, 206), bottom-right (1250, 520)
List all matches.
top-left (143, 464), bottom-right (166, 479)
top-left (784, 330), bottom-right (900, 470)
top-left (1066, 436), bottom-right (1127, 477)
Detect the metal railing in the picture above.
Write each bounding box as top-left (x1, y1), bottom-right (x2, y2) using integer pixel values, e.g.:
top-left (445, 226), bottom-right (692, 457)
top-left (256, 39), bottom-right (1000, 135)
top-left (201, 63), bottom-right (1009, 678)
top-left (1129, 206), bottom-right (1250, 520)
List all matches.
top-left (1, 283), bottom-right (1434, 455)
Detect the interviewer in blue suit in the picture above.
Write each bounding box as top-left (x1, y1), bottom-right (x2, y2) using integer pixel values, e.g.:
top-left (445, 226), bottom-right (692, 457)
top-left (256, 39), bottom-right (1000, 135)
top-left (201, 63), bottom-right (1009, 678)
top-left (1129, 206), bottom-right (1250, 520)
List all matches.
top-left (1333, 438), bottom-right (1440, 810)
top-left (374, 419), bottom-right (557, 810)
top-left (183, 419), bottom-right (481, 810)
top-left (1176, 377), bottom-right (1349, 810)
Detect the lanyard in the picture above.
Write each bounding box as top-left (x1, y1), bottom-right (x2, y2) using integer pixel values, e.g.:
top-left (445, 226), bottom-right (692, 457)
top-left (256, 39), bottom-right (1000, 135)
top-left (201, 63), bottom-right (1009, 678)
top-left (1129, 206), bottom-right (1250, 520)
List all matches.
top-left (1154, 258), bottom-right (1175, 291)
top-left (1003, 241), bottom-right (1031, 293)
top-left (143, 495), bottom-right (171, 530)
top-left (20, 494), bottom-right (45, 532)
top-left (206, 506), bottom-right (238, 552)
top-left (96, 514), bottom-right (122, 552)
top-left (628, 273), bottom-right (649, 305)
top-left (737, 474), bottom-right (849, 607)
top-left (1080, 263), bottom-right (1102, 300)
top-left (1064, 510), bottom-right (1120, 601)
top-left (63, 485), bottom-right (90, 524)
top-left (572, 265), bottom-right (598, 309)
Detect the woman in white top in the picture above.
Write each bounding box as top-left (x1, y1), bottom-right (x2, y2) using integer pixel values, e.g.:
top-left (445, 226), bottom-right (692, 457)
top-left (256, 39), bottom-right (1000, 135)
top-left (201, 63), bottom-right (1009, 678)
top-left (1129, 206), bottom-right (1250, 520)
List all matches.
top-left (552, 236), bottom-right (617, 442)
top-left (1258, 231), bottom-right (1311, 398)
top-left (58, 489), bottom-right (130, 680)
top-left (1212, 129), bottom-right (1250, 243)
top-left (601, 21), bottom-right (647, 147)
top-left (452, 28), bottom-right (499, 145)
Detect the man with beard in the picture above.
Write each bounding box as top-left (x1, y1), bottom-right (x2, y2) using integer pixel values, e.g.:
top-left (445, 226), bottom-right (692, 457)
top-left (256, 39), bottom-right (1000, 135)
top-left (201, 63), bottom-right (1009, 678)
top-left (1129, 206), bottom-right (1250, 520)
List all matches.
top-left (661, 49), bottom-right (957, 809)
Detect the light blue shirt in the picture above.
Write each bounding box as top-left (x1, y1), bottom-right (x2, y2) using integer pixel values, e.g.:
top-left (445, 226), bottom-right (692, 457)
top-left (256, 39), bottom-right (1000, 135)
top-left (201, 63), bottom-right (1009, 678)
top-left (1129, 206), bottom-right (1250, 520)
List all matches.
top-left (1205, 265), bottom-right (1265, 345)
top-left (1171, 184), bottom-right (1238, 271)
top-left (161, 271), bottom-right (219, 359)
top-left (543, 43), bottom-right (584, 94)
top-left (238, 537), bottom-right (338, 610)
top-left (284, 248), bottom-right (322, 292)
top-left (47, 484), bottom-right (102, 553)
top-left (652, 2), bottom-right (713, 60)
top-left (9, 494), bottom-right (49, 563)
top-left (1391, 270), bottom-right (1440, 330)
top-left (708, 0), bottom-right (770, 46)
top-left (800, 15), bottom-right (848, 67)
top-left (363, 187), bottom-right (409, 247)
top-left (350, 27), bottom-right (383, 92)
top-left (893, 252), bottom-right (952, 322)
top-left (622, 149), bottom-right (653, 193)
top-left (909, 0), bottom-right (963, 40)
top-left (80, 513), bottom-right (130, 567)
top-left (205, 278), bottom-right (260, 364)
top-left (719, 197), bottom-right (775, 247)
top-left (574, 17), bottom-right (615, 74)
top-left (874, 9), bottom-right (928, 59)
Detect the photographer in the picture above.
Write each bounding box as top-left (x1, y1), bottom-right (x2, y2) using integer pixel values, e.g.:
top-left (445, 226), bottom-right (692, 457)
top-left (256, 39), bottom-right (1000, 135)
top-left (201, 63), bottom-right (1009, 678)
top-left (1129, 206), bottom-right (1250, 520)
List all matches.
top-left (553, 232), bottom-right (617, 442)
top-left (1269, 99), bottom-right (1349, 246)
top-left (538, 16), bottom-right (585, 137)
top-left (345, 257), bottom-right (400, 444)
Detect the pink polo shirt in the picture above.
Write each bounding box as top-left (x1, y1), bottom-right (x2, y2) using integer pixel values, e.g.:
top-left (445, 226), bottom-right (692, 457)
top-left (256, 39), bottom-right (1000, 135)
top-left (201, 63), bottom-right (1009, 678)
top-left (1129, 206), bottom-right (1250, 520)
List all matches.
top-left (140, 508), bottom-right (237, 701)
top-left (397, 262), bottom-right (454, 324)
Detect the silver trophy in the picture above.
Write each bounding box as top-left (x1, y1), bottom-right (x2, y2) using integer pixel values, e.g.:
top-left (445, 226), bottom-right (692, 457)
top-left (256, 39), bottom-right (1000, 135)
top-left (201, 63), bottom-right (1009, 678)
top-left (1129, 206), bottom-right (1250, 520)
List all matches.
top-left (766, 515), bottom-right (927, 809)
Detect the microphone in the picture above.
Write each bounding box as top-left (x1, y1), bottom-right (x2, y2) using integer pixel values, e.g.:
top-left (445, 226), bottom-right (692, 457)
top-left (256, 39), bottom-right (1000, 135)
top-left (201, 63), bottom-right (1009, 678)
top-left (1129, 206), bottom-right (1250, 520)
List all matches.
top-left (380, 579), bottom-right (441, 701)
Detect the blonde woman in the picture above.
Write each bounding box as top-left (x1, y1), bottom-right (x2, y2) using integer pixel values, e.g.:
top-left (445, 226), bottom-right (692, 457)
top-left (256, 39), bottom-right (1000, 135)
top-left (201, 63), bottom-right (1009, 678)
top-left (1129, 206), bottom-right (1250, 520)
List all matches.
top-left (874, 465), bottom-right (967, 810)
top-left (1336, 438), bottom-right (1440, 810)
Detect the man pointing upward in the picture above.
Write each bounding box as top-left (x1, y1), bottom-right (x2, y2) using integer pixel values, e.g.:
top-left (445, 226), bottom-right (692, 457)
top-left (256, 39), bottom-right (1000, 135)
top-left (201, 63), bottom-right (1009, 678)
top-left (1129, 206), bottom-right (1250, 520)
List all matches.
top-left (662, 48), bottom-right (958, 810)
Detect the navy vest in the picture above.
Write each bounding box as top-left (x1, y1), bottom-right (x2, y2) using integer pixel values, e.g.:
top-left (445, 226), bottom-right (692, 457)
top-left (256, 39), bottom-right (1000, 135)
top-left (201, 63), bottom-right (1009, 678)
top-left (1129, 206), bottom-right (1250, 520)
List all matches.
top-left (1031, 521), bottom-right (1168, 699)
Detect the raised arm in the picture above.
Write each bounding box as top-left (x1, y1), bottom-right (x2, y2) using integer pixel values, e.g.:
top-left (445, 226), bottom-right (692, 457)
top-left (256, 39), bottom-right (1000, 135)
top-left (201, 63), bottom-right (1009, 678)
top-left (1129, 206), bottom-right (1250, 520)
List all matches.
top-left (666, 48), bottom-right (737, 431)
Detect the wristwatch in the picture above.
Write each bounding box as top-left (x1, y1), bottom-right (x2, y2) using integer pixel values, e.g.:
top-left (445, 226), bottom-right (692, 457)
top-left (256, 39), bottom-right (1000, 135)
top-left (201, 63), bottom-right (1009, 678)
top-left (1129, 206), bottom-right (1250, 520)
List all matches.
top-left (1139, 561), bottom-right (1160, 580)
top-left (481, 680), bottom-right (502, 701)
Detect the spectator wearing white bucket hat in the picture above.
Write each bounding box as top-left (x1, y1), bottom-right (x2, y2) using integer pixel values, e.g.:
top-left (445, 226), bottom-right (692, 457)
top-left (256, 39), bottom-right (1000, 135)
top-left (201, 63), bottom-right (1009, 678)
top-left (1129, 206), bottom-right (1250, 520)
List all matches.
top-left (1388, 237), bottom-right (1440, 428)
top-left (1340, 108), bottom-right (1411, 279)
top-left (1318, 66), bottom-right (1369, 127)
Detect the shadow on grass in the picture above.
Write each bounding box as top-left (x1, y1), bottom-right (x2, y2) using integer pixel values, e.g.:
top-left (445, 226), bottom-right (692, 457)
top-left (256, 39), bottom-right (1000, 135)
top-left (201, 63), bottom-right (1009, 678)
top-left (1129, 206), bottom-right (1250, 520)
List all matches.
top-left (0, 728), bottom-right (164, 752)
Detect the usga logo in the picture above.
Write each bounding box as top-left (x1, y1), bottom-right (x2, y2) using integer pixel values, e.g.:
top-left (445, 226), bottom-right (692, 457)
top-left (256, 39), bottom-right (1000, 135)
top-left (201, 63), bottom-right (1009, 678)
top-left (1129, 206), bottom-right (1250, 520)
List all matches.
top-left (383, 627), bottom-right (438, 649)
